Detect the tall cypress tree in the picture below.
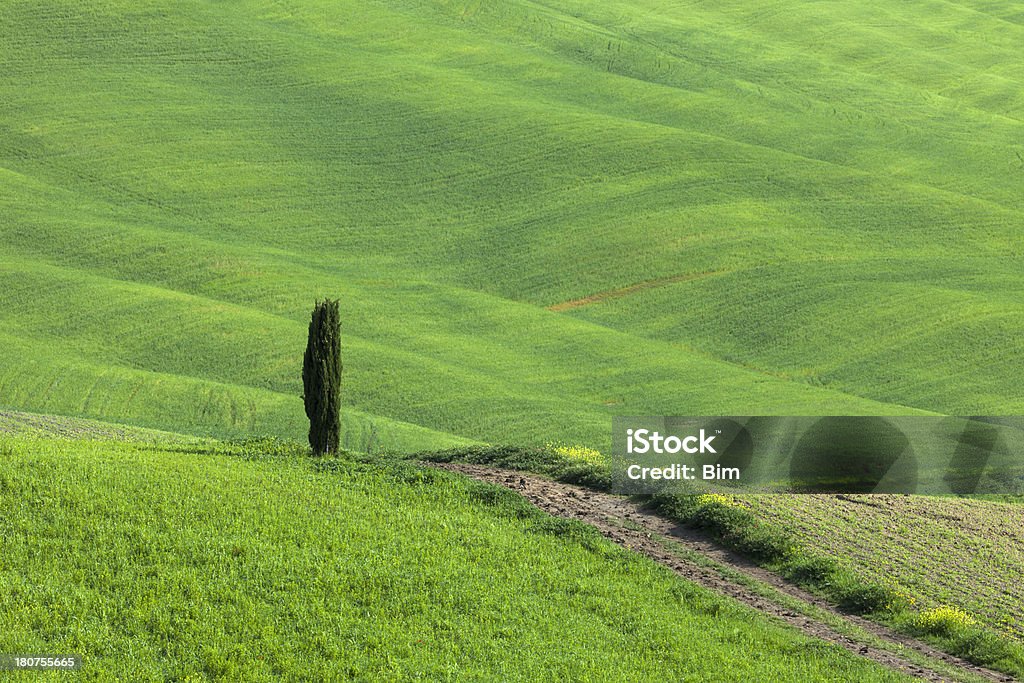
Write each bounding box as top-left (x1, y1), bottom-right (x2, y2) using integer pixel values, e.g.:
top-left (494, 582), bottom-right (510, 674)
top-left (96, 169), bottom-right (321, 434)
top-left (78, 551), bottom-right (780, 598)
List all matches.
top-left (302, 299), bottom-right (342, 455)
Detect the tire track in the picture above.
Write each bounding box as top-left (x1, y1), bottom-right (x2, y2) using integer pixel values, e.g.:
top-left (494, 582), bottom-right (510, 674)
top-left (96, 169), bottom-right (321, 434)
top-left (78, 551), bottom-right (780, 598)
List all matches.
top-left (546, 269), bottom-right (727, 311)
top-left (428, 462), bottom-right (1015, 683)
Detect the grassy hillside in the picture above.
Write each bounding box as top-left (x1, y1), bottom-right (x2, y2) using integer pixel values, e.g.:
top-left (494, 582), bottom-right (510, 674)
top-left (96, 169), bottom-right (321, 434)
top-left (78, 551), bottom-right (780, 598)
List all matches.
top-left (0, 408), bottom-right (207, 442)
top-left (424, 444), bottom-right (1024, 676)
top-left (3, 0), bottom-right (1021, 449)
top-left (0, 433), bottom-right (913, 681)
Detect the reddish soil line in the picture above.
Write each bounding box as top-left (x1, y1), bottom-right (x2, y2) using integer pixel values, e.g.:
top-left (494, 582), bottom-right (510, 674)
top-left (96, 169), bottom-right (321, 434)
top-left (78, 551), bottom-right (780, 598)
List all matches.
top-left (546, 270), bottom-right (727, 312)
top-left (428, 462), bottom-right (1016, 683)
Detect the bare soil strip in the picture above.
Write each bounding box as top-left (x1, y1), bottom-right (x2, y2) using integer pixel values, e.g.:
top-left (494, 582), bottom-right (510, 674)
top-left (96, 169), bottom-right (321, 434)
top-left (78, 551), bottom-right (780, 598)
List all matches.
top-left (546, 270), bottom-right (726, 312)
top-left (428, 462), bottom-right (1015, 683)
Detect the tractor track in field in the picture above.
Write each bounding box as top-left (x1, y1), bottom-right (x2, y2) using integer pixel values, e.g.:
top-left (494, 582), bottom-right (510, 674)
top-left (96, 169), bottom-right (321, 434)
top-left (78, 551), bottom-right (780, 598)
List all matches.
top-left (545, 270), bottom-right (728, 312)
top-left (427, 462), bottom-right (1016, 683)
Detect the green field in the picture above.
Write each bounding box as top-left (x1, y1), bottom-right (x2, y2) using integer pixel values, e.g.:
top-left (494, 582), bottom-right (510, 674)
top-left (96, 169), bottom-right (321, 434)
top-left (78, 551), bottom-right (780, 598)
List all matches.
top-left (427, 442), bottom-right (1024, 675)
top-left (748, 493), bottom-right (1024, 640)
top-left (4, 0), bottom-right (1022, 450)
top-left (0, 434), bottom-right (914, 681)
top-left (2, 0), bottom-right (1022, 678)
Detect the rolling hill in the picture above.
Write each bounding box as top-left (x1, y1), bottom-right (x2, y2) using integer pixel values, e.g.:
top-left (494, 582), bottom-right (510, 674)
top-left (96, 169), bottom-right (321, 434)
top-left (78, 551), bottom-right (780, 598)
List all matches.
top-left (4, 0), bottom-right (1022, 452)
top-left (2, 3), bottom-right (1023, 676)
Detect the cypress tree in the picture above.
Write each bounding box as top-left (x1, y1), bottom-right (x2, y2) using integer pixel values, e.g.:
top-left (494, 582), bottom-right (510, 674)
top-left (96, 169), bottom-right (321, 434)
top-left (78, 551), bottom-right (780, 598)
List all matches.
top-left (302, 299), bottom-right (342, 455)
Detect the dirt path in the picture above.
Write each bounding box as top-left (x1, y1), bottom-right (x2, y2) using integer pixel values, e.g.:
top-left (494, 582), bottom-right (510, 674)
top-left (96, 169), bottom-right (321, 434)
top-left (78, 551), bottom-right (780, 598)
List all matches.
top-left (546, 270), bottom-right (726, 312)
top-left (428, 462), bottom-right (1016, 683)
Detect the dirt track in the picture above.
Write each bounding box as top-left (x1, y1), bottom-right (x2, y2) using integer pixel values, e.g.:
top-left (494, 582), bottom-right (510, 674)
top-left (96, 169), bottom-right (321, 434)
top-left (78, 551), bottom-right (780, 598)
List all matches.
top-left (427, 462), bottom-right (1016, 683)
top-left (545, 270), bottom-right (726, 311)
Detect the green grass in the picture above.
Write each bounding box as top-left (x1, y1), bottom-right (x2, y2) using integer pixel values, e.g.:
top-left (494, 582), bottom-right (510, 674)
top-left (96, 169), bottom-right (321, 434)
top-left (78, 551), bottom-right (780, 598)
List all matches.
top-left (3, 0), bottom-right (1022, 449)
top-left (748, 493), bottom-right (1024, 641)
top-left (0, 408), bottom-right (207, 443)
top-left (0, 434), bottom-right (913, 681)
top-left (425, 444), bottom-right (1024, 677)
top-left (2, 2), bottom-right (1021, 676)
